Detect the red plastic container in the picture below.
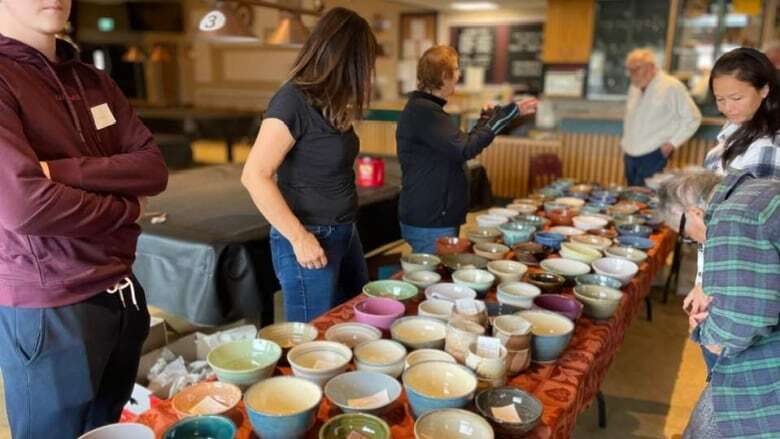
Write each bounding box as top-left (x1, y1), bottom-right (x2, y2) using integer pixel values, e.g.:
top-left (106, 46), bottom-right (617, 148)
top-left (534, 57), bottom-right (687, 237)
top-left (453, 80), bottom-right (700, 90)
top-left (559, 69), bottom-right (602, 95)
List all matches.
top-left (356, 156), bottom-right (385, 187)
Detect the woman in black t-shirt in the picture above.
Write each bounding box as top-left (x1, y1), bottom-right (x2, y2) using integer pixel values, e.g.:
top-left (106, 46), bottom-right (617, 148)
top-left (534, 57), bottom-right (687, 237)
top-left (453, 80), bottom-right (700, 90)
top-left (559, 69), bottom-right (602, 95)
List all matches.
top-left (241, 8), bottom-right (377, 322)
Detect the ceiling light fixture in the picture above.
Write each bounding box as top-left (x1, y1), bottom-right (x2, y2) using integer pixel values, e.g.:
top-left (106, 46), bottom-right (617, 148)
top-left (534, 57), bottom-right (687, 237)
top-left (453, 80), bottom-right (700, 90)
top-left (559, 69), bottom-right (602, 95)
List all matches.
top-left (450, 2), bottom-right (499, 11)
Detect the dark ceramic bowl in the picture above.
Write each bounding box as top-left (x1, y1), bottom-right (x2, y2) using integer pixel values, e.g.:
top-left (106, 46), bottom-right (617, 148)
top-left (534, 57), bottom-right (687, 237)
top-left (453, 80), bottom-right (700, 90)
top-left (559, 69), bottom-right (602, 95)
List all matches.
top-left (525, 272), bottom-right (566, 295)
top-left (475, 387), bottom-right (543, 437)
top-left (513, 250), bottom-right (541, 267)
top-left (588, 228), bottom-right (618, 239)
top-left (436, 236), bottom-right (472, 256)
top-left (440, 253), bottom-right (489, 272)
top-left (533, 294), bottom-right (583, 321)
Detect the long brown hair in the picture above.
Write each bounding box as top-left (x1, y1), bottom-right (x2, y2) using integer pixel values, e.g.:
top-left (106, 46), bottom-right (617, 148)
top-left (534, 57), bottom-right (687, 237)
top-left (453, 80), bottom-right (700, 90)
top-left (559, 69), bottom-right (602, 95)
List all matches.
top-left (289, 7), bottom-right (377, 132)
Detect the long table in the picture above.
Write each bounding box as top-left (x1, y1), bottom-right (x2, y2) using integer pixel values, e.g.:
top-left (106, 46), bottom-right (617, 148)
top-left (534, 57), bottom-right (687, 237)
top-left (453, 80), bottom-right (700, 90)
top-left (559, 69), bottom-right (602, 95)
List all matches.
top-left (135, 227), bottom-right (675, 438)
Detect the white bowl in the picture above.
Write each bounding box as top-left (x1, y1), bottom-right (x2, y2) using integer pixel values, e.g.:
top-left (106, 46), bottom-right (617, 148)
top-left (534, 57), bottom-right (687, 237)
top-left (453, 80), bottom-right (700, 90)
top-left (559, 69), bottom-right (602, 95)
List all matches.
top-left (572, 215), bottom-right (609, 231)
top-left (476, 214), bottom-right (509, 228)
top-left (414, 408), bottom-right (495, 439)
top-left (591, 257), bottom-right (639, 286)
top-left (496, 282), bottom-right (541, 308)
top-left (560, 242), bottom-right (602, 264)
top-left (403, 270), bottom-right (442, 289)
top-left (404, 349), bottom-right (457, 370)
top-left (540, 258), bottom-right (591, 278)
top-left (506, 203), bottom-right (538, 215)
top-left (353, 339), bottom-right (408, 378)
top-left (324, 323), bottom-right (382, 349)
top-left (570, 234), bottom-right (613, 251)
top-left (548, 226), bottom-right (585, 237)
top-left (452, 268), bottom-right (496, 293)
top-left (486, 260), bottom-right (528, 284)
top-left (488, 207), bottom-right (518, 219)
top-left (424, 283), bottom-right (478, 302)
top-left (604, 246), bottom-right (648, 264)
top-left (391, 316), bottom-right (448, 350)
top-left (554, 197), bottom-right (586, 208)
top-left (258, 322), bottom-right (318, 349)
top-left (287, 341), bottom-right (353, 387)
top-left (418, 299), bottom-right (455, 321)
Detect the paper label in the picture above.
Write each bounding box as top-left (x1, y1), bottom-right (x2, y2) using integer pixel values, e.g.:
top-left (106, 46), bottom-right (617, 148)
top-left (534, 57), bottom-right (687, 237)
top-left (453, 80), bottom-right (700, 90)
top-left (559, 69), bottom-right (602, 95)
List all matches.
top-left (90, 103), bottom-right (116, 130)
top-left (477, 336), bottom-right (501, 359)
top-left (491, 403), bottom-right (523, 423)
top-left (455, 299), bottom-right (479, 315)
top-left (313, 360), bottom-right (336, 370)
top-left (347, 389), bottom-right (390, 408)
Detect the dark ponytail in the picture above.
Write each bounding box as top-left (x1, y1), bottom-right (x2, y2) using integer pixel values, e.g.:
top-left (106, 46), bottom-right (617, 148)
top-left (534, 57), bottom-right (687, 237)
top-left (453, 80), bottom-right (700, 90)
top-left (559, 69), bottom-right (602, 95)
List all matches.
top-left (709, 48), bottom-right (780, 168)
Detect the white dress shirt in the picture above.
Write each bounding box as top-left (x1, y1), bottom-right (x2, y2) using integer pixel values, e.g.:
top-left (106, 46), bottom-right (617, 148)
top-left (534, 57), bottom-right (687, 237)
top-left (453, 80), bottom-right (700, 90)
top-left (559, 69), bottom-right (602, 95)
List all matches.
top-left (621, 71), bottom-right (702, 157)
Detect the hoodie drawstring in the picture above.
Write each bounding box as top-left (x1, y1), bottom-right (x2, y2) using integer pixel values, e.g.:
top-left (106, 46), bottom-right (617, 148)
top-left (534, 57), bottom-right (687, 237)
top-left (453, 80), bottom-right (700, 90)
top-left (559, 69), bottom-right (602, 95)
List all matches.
top-left (107, 277), bottom-right (139, 311)
top-left (39, 54), bottom-right (86, 144)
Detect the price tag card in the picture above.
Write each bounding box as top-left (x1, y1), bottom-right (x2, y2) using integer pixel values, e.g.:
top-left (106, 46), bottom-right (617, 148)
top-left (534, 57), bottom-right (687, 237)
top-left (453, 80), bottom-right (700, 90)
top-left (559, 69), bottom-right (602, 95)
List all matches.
top-left (347, 389), bottom-right (390, 408)
top-left (491, 403), bottom-right (523, 423)
top-left (477, 336), bottom-right (502, 359)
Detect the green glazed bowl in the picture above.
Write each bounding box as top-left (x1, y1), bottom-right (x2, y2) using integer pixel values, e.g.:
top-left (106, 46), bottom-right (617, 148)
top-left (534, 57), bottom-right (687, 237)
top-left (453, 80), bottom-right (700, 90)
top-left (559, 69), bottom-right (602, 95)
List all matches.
top-left (207, 339), bottom-right (282, 388)
top-left (319, 413), bottom-right (391, 439)
top-left (362, 280), bottom-right (418, 302)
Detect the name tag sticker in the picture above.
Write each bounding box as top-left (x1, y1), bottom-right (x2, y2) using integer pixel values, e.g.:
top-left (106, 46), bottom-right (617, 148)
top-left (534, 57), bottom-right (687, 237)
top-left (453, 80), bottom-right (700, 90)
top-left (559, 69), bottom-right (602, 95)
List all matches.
top-left (91, 103), bottom-right (116, 130)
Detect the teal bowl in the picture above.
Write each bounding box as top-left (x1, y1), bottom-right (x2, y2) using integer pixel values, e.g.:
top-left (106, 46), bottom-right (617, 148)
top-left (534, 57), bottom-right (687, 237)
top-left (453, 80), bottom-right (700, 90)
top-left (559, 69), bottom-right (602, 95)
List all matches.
top-left (163, 415), bottom-right (236, 439)
top-left (319, 413), bottom-right (391, 439)
top-left (362, 280), bottom-right (419, 302)
top-left (207, 339), bottom-right (282, 388)
top-left (499, 222), bottom-right (535, 246)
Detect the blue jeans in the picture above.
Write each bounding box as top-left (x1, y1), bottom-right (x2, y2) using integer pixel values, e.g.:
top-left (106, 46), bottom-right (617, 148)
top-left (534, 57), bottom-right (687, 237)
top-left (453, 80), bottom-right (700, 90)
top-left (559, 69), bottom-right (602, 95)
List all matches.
top-left (700, 344), bottom-right (719, 381)
top-left (0, 277), bottom-right (150, 439)
top-left (270, 224), bottom-right (369, 322)
top-left (400, 223), bottom-right (459, 254)
top-left (624, 148), bottom-right (668, 187)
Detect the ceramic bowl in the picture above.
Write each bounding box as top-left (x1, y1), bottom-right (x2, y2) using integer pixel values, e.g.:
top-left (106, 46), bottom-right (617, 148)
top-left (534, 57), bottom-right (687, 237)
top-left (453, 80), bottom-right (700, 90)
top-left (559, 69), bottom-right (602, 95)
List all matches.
top-left (513, 250), bottom-right (542, 267)
top-left (572, 215), bottom-right (609, 231)
top-left (324, 371), bottom-right (402, 416)
top-left (424, 282), bottom-right (478, 302)
top-left (401, 253), bottom-right (441, 273)
top-left (512, 241), bottom-right (549, 257)
top-left (641, 213), bottom-right (665, 231)
top-left (534, 232), bottom-right (565, 250)
top-left (592, 257), bottom-right (639, 286)
top-left (473, 242), bottom-right (510, 261)
top-left (532, 294), bottom-right (583, 321)
top-left (403, 361), bottom-right (478, 418)
top-left (496, 282), bottom-right (541, 309)
top-left (353, 339), bottom-right (407, 378)
top-left (353, 297), bottom-right (406, 330)
top-left (452, 268), bottom-right (496, 297)
top-left (547, 207), bottom-right (577, 226)
top-left (540, 258), bottom-right (591, 280)
top-left (498, 222), bottom-right (535, 246)
top-left (513, 214), bottom-right (548, 229)
top-left (575, 273), bottom-right (623, 290)
top-left (513, 198), bottom-right (542, 208)
top-left (476, 214), bottom-right (509, 228)
top-left (617, 224), bottom-right (653, 238)
top-left (543, 202), bottom-right (567, 213)
top-left (559, 242), bottom-right (603, 264)
top-left (488, 207), bottom-right (519, 219)
top-left (403, 270), bottom-right (442, 290)
top-left (391, 316), bottom-right (448, 350)
top-left (570, 183), bottom-right (593, 195)
top-left (404, 349), bottom-right (457, 370)
top-left (548, 226), bottom-right (585, 237)
top-left (162, 416), bottom-right (237, 439)
top-left (486, 260), bottom-right (528, 284)
top-left (414, 408), bottom-right (495, 439)
top-left (517, 310), bottom-right (575, 363)
top-left (492, 314), bottom-right (532, 350)
top-left (587, 228), bottom-right (618, 240)
top-left (258, 322), bottom-right (318, 350)
top-left (417, 298), bottom-right (455, 321)
top-left (615, 236), bottom-right (655, 250)
top-left (245, 376), bottom-right (322, 439)
top-left (436, 236), bottom-right (472, 256)
top-left (445, 318), bottom-right (487, 363)
top-left (440, 253), bottom-right (489, 272)
top-left (207, 339), bottom-right (282, 388)
top-left (604, 246), bottom-right (648, 264)
top-left (324, 322), bottom-right (382, 349)
top-left (319, 413), bottom-right (392, 439)
top-left (465, 226), bottom-right (502, 244)
top-left (475, 387), bottom-right (542, 437)
top-left (571, 233), bottom-right (613, 251)
top-left (612, 214), bottom-right (646, 227)
top-left (171, 381), bottom-right (242, 419)
top-left (525, 272), bottom-right (566, 294)
top-left (506, 203), bottom-right (538, 215)
top-left (79, 424), bottom-right (155, 439)
top-left (574, 285), bottom-right (624, 320)
top-left (287, 341), bottom-right (353, 387)
top-left (362, 280), bottom-right (418, 302)
top-left (608, 203), bottom-right (640, 217)
top-left (554, 196), bottom-right (586, 208)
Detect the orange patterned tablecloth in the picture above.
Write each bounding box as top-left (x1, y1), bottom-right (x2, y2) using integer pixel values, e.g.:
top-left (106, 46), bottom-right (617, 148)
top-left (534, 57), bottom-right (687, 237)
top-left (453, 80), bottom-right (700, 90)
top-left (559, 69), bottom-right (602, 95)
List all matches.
top-left (136, 227), bottom-right (676, 439)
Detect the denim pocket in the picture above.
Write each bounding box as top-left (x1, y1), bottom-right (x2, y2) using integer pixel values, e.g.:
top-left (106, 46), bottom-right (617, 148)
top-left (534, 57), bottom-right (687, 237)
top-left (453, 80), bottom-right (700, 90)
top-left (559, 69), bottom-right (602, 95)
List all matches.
top-left (14, 308), bottom-right (46, 365)
top-left (304, 225), bottom-right (334, 240)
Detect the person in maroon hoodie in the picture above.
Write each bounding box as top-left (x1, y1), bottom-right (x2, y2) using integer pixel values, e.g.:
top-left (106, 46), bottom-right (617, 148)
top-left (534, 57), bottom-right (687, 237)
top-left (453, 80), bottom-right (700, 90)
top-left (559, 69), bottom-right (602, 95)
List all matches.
top-left (0, 1), bottom-right (168, 437)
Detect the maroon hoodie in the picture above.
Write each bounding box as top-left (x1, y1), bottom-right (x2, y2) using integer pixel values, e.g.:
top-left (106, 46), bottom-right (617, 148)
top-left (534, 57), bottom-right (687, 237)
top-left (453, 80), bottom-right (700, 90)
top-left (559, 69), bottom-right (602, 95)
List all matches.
top-left (0, 34), bottom-right (168, 307)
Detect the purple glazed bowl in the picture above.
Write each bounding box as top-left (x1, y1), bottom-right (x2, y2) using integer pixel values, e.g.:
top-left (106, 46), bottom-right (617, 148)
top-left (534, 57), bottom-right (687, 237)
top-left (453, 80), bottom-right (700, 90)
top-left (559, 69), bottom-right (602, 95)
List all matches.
top-left (532, 294), bottom-right (583, 321)
top-left (354, 297), bottom-right (406, 330)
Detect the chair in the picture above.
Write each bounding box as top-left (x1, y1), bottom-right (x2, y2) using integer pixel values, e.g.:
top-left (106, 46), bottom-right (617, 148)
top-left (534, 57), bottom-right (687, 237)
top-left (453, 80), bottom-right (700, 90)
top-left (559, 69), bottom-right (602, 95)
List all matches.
top-left (528, 153), bottom-right (563, 193)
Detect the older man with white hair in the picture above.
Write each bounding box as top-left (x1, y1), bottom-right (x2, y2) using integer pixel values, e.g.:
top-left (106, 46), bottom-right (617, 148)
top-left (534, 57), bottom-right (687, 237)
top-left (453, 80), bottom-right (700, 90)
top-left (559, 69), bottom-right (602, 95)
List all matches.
top-left (622, 48), bottom-right (702, 186)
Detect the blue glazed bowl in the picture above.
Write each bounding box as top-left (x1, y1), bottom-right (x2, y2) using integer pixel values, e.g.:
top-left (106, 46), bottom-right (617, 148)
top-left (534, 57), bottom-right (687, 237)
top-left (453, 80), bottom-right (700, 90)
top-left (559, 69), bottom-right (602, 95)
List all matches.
top-left (617, 224), bottom-right (653, 238)
top-left (163, 416), bottom-right (237, 439)
top-left (534, 232), bottom-right (565, 251)
top-left (499, 222), bottom-right (535, 246)
top-left (402, 361), bottom-right (477, 419)
top-left (245, 376), bottom-right (322, 439)
top-left (517, 310), bottom-right (574, 363)
top-left (615, 236), bottom-right (655, 250)
top-left (641, 214), bottom-right (665, 231)
top-left (575, 273), bottom-right (623, 290)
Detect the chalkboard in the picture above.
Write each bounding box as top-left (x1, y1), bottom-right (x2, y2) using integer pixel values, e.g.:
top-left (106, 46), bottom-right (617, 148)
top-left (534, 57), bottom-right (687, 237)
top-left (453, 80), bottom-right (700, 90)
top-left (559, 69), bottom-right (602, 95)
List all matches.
top-left (587, 0), bottom-right (669, 98)
top-left (450, 23), bottom-right (544, 92)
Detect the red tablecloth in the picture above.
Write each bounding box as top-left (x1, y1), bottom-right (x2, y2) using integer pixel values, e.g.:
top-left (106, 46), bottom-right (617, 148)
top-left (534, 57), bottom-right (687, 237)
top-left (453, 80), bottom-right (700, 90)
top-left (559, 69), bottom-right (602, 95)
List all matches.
top-left (135, 227), bottom-right (676, 439)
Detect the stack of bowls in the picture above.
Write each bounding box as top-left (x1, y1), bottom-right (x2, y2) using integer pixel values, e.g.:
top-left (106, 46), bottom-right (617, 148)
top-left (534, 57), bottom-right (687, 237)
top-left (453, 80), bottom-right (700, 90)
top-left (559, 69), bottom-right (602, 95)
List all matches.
top-left (475, 387), bottom-right (542, 437)
top-left (486, 260), bottom-right (528, 284)
top-left (353, 297), bottom-right (406, 331)
top-left (498, 222), bottom-right (535, 246)
top-left (353, 339), bottom-right (407, 378)
top-left (445, 318), bottom-right (486, 363)
top-left (324, 371), bottom-right (402, 415)
top-left (592, 257), bottom-right (639, 286)
top-left (492, 315), bottom-right (532, 376)
top-left (414, 409), bottom-right (494, 439)
top-left (320, 413), bottom-right (391, 439)
top-left (362, 280), bottom-right (418, 302)
top-left (401, 253), bottom-right (441, 273)
top-left (390, 316), bottom-right (448, 350)
top-left (465, 342), bottom-right (509, 389)
top-left (287, 341), bottom-right (353, 387)
top-left (452, 268), bottom-right (496, 297)
top-left (245, 376), bottom-right (322, 439)
top-left (574, 285), bottom-right (624, 320)
top-left (324, 322), bottom-right (382, 348)
top-left (171, 381), bottom-right (242, 419)
top-left (518, 310), bottom-right (575, 363)
top-left (403, 361), bottom-right (478, 418)
top-left (207, 339), bottom-right (282, 388)
top-left (162, 417), bottom-right (236, 439)
top-left (496, 282), bottom-right (541, 309)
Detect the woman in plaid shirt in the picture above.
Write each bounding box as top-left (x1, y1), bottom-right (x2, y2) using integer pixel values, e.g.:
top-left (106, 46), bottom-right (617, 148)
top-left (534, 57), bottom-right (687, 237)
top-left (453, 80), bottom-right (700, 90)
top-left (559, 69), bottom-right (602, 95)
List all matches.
top-left (659, 170), bottom-right (780, 439)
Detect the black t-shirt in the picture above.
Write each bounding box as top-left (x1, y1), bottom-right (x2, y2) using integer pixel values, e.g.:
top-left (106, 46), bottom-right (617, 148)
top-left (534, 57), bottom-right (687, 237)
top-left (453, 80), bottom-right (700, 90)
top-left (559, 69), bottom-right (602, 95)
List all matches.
top-left (264, 82), bottom-right (359, 225)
